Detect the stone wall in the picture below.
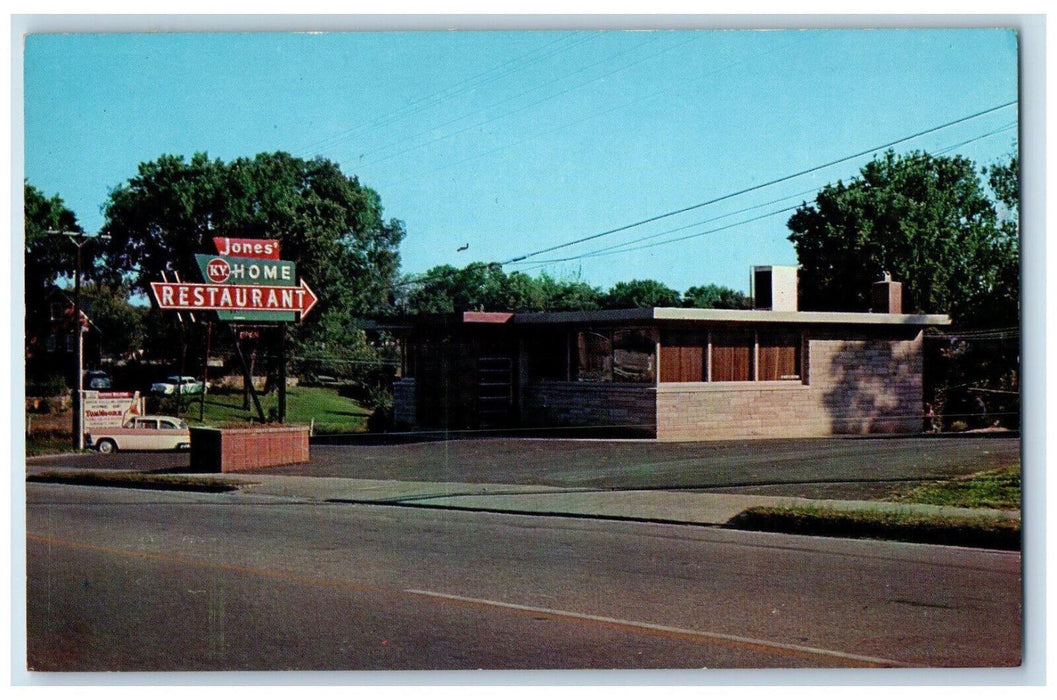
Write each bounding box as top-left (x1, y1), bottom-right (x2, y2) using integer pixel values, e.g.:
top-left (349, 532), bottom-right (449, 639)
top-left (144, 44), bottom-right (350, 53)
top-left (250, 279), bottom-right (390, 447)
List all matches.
top-left (807, 332), bottom-right (924, 435)
top-left (521, 382), bottom-right (657, 436)
top-left (656, 382), bottom-right (822, 440)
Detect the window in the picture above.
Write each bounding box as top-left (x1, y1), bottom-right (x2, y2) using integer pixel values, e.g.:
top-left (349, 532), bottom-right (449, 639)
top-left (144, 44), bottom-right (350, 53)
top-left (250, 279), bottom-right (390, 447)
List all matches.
top-left (613, 329), bottom-right (656, 382)
top-left (660, 331), bottom-right (705, 383)
top-left (570, 328), bottom-right (656, 383)
top-left (711, 331), bottom-right (754, 382)
top-left (526, 331), bottom-right (569, 381)
top-left (576, 331), bottom-right (612, 382)
top-left (758, 331), bottom-right (802, 381)
top-left (660, 329), bottom-right (802, 383)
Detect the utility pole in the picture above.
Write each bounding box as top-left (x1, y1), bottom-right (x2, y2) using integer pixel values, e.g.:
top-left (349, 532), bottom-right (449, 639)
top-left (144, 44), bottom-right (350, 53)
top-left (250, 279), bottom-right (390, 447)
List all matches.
top-left (278, 323), bottom-right (287, 423)
top-left (200, 321), bottom-right (213, 422)
top-left (47, 229), bottom-right (109, 450)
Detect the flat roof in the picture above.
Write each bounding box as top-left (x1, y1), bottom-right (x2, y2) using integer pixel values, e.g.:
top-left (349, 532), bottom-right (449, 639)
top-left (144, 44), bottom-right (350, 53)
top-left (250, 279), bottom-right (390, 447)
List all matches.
top-left (511, 307), bottom-right (951, 326)
top-left (372, 307), bottom-right (952, 330)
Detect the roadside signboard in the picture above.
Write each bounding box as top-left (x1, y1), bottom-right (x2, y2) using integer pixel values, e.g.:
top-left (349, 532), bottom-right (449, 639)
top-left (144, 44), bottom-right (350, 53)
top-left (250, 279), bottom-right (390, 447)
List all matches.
top-left (148, 237), bottom-right (314, 424)
top-left (212, 236), bottom-right (281, 260)
top-left (198, 253), bottom-right (296, 285)
top-left (192, 253), bottom-right (302, 322)
top-left (151, 278), bottom-right (318, 319)
top-left (83, 391), bottom-right (143, 431)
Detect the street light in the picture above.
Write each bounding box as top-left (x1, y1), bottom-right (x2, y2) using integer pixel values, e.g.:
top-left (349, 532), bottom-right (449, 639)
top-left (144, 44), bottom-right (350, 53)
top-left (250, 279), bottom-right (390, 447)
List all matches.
top-left (47, 229), bottom-right (110, 450)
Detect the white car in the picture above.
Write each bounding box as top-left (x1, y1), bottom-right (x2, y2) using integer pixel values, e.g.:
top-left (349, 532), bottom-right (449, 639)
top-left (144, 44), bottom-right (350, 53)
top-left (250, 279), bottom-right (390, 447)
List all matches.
top-left (88, 415), bottom-right (191, 453)
top-left (150, 375), bottom-right (208, 396)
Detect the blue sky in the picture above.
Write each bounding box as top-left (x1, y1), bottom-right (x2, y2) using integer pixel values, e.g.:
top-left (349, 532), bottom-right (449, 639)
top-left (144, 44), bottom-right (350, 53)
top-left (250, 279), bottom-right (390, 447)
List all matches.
top-left (22, 27), bottom-right (1019, 294)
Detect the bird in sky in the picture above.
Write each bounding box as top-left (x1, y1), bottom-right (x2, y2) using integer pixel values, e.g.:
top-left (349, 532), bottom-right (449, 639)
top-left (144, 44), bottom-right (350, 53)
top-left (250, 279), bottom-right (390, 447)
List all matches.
top-left (457, 243), bottom-right (469, 252)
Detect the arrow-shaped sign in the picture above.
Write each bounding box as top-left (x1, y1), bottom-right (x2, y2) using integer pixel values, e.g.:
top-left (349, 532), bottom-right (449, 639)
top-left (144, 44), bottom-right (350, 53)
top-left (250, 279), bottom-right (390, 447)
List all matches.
top-left (151, 279), bottom-right (318, 321)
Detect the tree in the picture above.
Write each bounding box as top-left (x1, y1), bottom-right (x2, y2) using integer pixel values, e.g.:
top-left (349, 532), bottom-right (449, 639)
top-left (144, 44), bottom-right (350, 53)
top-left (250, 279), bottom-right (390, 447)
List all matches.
top-left (683, 284), bottom-right (751, 310)
top-left (24, 184), bottom-right (86, 381)
top-left (79, 283), bottom-right (148, 362)
top-left (603, 279), bottom-right (681, 309)
top-left (403, 263), bottom-right (505, 313)
top-left (98, 151), bottom-right (406, 373)
top-left (534, 273), bottom-right (603, 312)
top-left (787, 150), bottom-right (1018, 328)
top-left (101, 152), bottom-right (405, 315)
top-left (402, 265), bottom-right (604, 314)
top-left (789, 150), bottom-right (1021, 428)
top-left (24, 183), bottom-right (84, 303)
top-left (987, 154), bottom-right (1018, 214)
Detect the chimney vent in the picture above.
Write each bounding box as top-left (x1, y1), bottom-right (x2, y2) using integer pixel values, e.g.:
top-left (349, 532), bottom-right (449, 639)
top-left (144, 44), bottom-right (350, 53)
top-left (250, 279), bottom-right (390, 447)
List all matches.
top-left (871, 277), bottom-right (903, 314)
top-left (752, 265), bottom-right (798, 311)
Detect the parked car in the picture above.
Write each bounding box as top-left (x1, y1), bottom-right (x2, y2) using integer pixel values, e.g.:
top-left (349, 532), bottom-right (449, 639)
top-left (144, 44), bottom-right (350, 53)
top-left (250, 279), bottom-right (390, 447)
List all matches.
top-left (150, 375), bottom-right (209, 396)
top-left (88, 415), bottom-right (191, 453)
top-left (83, 370), bottom-right (111, 390)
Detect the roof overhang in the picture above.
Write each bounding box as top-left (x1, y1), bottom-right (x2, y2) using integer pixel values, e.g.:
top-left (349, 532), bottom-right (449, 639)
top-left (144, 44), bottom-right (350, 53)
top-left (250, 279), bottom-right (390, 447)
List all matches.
top-left (511, 307), bottom-right (951, 327)
top-left (376, 307), bottom-right (952, 332)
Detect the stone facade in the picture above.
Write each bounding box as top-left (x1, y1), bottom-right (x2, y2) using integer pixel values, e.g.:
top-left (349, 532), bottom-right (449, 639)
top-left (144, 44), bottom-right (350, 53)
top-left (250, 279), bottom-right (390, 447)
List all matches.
top-left (657, 330), bottom-right (923, 440)
top-left (655, 382), bottom-right (820, 440)
top-left (805, 331), bottom-right (924, 435)
top-left (524, 330), bottom-right (924, 441)
top-left (521, 382), bottom-right (656, 435)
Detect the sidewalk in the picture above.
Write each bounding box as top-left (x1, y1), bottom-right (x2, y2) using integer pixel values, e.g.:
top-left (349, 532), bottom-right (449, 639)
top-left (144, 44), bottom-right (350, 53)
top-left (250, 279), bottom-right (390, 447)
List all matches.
top-left (224, 474), bottom-right (1020, 527)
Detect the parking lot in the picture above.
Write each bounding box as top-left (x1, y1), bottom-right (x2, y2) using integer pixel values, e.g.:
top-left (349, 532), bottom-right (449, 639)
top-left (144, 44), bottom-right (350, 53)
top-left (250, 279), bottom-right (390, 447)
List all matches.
top-left (27, 433), bottom-right (1021, 500)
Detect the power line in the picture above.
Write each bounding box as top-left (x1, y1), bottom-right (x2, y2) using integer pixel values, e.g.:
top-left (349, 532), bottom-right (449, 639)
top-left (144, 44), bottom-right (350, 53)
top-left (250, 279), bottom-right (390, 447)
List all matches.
top-left (511, 119), bottom-right (1020, 271)
top-left (352, 33), bottom-right (661, 164)
top-left (515, 204), bottom-right (799, 273)
top-left (381, 34), bottom-right (805, 191)
top-left (290, 354), bottom-right (400, 366)
top-left (294, 32), bottom-right (596, 158)
top-left (926, 327), bottom-right (1020, 340)
top-left (397, 113), bottom-right (1016, 285)
top-left (510, 186), bottom-right (823, 268)
top-left (499, 100), bottom-right (1017, 266)
top-left (356, 33), bottom-right (696, 170)
top-left (935, 121), bottom-right (1018, 156)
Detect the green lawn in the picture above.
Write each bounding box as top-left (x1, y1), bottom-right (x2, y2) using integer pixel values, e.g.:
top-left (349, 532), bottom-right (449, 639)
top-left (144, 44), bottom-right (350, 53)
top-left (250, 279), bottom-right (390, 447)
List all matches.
top-left (886, 466), bottom-right (1021, 510)
top-left (726, 503), bottom-right (1020, 550)
top-left (158, 385), bottom-right (373, 435)
top-left (25, 434), bottom-right (74, 457)
top-left (26, 385), bottom-right (372, 454)
top-left (725, 466), bottom-right (1023, 550)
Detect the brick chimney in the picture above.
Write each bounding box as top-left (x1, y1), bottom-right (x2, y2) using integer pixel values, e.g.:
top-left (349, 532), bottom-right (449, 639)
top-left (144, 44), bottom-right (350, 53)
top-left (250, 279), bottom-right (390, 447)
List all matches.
top-left (871, 272), bottom-right (903, 314)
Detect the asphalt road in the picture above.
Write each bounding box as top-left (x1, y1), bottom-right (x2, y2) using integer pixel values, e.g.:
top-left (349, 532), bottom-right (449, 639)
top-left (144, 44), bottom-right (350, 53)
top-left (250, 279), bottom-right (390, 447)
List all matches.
top-left (25, 482), bottom-right (1022, 673)
top-left (30, 434), bottom-right (1022, 499)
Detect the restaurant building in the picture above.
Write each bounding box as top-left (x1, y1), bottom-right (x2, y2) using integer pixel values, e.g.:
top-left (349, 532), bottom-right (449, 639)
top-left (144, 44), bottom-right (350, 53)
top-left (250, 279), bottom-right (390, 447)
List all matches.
top-left (392, 269), bottom-right (950, 440)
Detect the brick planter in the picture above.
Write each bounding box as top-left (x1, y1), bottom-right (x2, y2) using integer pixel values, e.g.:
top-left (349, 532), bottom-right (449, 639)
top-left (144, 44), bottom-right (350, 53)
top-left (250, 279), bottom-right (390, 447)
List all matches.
top-left (190, 426), bottom-right (310, 473)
